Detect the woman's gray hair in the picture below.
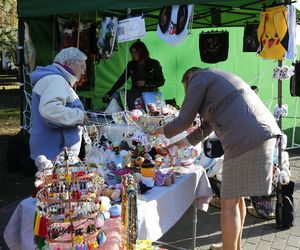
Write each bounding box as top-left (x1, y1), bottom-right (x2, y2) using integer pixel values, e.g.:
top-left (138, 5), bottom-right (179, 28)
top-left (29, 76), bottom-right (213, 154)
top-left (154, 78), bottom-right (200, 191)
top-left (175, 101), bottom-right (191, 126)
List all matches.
top-left (54, 47), bottom-right (87, 64)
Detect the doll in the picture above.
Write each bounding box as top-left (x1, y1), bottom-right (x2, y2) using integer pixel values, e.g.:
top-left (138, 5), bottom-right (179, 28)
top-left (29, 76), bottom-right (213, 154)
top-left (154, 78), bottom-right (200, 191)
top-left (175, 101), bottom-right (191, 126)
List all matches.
top-left (155, 170), bottom-right (176, 186)
top-left (147, 103), bottom-right (161, 116)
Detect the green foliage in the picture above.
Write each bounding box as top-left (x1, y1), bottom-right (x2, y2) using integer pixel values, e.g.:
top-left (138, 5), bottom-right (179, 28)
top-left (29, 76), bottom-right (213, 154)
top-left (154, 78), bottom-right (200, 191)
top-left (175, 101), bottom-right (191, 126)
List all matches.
top-left (0, 0), bottom-right (18, 63)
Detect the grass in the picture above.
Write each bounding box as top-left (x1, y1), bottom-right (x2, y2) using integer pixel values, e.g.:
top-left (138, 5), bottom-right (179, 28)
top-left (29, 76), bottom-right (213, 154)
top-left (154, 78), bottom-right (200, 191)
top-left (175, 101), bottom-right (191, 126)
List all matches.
top-left (0, 87), bottom-right (21, 135)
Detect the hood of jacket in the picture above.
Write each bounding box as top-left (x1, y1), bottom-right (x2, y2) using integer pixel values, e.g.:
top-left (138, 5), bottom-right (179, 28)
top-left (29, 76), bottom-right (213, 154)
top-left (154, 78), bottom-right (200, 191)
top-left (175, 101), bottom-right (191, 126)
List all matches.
top-left (31, 63), bottom-right (78, 87)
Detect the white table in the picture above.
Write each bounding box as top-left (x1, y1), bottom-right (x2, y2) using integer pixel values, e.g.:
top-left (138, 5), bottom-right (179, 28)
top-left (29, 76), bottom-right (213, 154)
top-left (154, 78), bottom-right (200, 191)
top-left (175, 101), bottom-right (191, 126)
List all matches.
top-left (138, 165), bottom-right (212, 249)
top-left (4, 166), bottom-right (212, 250)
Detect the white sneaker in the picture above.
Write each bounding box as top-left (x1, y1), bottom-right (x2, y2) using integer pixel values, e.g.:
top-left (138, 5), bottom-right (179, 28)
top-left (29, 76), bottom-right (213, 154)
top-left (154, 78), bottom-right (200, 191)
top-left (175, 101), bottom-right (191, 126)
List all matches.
top-left (210, 243), bottom-right (223, 250)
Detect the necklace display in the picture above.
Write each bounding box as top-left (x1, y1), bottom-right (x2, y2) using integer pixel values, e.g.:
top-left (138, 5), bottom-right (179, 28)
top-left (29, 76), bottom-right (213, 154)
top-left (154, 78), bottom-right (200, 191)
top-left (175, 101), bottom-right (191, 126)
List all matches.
top-left (121, 174), bottom-right (138, 249)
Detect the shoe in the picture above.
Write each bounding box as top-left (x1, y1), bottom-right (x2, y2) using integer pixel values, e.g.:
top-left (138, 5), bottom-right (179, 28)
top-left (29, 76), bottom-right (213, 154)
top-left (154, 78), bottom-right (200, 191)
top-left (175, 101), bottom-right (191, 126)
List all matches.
top-left (210, 243), bottom-right (223, 250)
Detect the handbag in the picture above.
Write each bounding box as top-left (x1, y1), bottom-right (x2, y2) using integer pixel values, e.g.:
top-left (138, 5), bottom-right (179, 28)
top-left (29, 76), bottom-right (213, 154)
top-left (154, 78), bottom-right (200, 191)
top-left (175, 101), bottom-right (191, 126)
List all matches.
top-left (290, 61), bottom-right (300, 97)
top-left (203, 138), bottom-right (224, 158)
top-left (243, 23), bottom-right (259, 52)
top-left (276, 181), bottom-right (295, 229)
top-left (199, 30), bottom-right (229, 63)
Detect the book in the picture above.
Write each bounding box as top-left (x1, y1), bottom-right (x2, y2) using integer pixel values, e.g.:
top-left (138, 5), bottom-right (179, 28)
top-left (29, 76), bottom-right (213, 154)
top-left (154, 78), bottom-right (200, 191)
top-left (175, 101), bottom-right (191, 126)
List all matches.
top-left (142, 92), bottom-right (166, 112)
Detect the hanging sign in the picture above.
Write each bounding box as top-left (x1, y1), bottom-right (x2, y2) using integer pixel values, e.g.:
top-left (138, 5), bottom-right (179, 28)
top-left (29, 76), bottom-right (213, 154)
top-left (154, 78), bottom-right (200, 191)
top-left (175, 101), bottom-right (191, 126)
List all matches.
top-left (117, 16), bottom-right (146, 43)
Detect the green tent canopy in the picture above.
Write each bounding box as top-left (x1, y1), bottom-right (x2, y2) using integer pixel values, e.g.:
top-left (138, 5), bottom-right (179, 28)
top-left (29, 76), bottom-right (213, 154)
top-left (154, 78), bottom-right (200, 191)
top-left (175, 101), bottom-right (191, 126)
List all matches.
top-left (18, 0), bottom-right (290, 29)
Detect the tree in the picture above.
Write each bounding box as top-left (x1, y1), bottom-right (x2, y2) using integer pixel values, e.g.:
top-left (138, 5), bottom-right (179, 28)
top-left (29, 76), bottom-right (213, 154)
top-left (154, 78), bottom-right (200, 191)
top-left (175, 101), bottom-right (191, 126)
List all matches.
top-left (0, 0), bottom-right (18, 65)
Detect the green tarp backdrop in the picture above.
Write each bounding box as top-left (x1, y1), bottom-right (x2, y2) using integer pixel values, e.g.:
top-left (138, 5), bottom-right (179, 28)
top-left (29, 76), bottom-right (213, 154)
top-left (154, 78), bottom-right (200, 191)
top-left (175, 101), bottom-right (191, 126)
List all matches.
top-left (96, 28), bottom-right (300, 147)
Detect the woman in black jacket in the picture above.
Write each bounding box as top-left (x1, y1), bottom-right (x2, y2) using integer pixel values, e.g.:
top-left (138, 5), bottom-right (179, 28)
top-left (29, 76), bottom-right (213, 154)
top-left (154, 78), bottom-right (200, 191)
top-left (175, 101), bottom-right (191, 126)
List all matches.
top-left (103, 41), bottom-right (165, 103)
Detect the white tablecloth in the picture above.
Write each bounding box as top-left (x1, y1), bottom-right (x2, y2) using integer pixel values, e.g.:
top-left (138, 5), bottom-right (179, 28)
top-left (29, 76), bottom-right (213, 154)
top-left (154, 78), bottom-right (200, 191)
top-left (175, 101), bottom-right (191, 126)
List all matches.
top-left (4, 166), bottom-right (212, 249)
top-left (138, 165), bottom-right (212, 241)
top-left (4, 197), bottom-right (36, 250)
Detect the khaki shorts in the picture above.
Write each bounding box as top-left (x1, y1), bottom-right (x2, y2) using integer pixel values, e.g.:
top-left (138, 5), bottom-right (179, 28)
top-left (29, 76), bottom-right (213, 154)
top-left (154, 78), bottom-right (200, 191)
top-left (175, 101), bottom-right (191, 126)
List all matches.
top-left (221, 138), bottom-right (276, 199)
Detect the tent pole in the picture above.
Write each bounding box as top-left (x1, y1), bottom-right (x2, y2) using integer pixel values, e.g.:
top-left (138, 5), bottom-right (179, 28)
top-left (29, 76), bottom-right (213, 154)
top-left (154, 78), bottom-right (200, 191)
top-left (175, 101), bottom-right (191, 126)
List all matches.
top-left (77, 13), bottom-right (81, 48)
top-left (191, 199), bottom-right (197, 249)
top-left (291, 97), bottom-right (297, 147)
top-left (286, 96), bottom-right (300, 149)
top-left (276, 59), bottom-right (284, 229)
top-left (17, 17), bottom-right (25, 136)
top-left (278, 60), bottom-right (282, 168)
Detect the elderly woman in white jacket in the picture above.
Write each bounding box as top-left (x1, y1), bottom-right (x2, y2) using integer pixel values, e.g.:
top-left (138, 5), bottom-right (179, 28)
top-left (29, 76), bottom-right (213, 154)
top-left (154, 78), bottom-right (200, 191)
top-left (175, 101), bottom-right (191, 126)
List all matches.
top-left (30, 47), bottom-right (89, 161)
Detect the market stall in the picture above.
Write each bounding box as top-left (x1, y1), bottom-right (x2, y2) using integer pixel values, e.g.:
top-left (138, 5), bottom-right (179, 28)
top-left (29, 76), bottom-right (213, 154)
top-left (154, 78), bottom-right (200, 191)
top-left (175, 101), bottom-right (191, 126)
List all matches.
top-left (12, 0), bottom-right (300, 249)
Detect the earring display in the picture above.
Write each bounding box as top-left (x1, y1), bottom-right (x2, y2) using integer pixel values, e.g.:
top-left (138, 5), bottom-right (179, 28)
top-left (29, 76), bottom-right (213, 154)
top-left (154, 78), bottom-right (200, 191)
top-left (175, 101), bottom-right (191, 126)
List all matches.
top-left (34, 148), bottom-right (106, 249)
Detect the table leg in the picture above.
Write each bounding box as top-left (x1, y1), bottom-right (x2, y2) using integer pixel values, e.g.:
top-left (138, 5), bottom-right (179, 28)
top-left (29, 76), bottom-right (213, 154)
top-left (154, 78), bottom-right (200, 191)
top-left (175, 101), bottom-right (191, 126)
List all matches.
top-left (191, 199), bottom-right (197, 249)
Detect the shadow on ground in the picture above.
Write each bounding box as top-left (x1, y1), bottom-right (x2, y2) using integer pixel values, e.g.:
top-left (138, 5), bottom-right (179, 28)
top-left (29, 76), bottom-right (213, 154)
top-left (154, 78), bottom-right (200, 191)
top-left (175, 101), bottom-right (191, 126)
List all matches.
top-left (0, 134), bottom-right (35, 208)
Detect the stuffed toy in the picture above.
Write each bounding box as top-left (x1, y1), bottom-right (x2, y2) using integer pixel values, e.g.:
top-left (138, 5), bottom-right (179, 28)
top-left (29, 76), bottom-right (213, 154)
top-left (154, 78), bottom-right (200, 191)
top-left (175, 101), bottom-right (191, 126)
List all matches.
top-left (131, 156), bottom-right (144, 169)
top-left (34, 155), bottom-right (54, 188)
top-left (154, 144), bottom-right (175, 166)
top-left (177, 146), bottom-right (199, 166)
top-left (141, 159), bottom-right (156, 178)
top-left (119, 150), bottom-right (131, 168)
top-left (140, 159), bottom-right (156, 187)
top-left (279, 169), bottom-right (290, 185)
top-left (131, 131), bottom-right (150, 157)
top-left (129, 109), bottom-right (144, 120)
top-left (95, 212), bottom-right (106, 229)
top-left (154, 155), bottom-right (163, 167)
top-left (279, 164), bottom-right (291, 185)
top-left (97, 230), bottom-right (107, 247)
top-left (99, 196), bottom-right (112, 212)
top-left (131, 142), bottom-right (145, 158)
top-left (273, 166), bottom-right (281, 185)
top-left (155, 170), bottom-right (176, 186)
top-left (109, 204), bottom-right (122, 218)
top-left (101, 184), bottom-right (122, 201)
top-left (147, 103), bottom-right (161, 116)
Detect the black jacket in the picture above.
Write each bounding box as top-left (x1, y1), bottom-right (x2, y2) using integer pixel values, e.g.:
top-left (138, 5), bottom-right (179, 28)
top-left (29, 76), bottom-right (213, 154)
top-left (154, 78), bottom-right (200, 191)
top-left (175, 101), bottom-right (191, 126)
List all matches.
top-left (107, 57), bottom-right (165, 96)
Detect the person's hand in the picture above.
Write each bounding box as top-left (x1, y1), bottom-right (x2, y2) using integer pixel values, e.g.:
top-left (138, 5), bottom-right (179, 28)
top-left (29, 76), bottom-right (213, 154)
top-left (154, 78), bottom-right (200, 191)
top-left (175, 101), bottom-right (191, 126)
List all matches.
top-left (102, 94), bottom-right (112, 103)
top-left (136, 80), bottom-right (146, 87)
top-left (83, 112), bottom-right (90, 125)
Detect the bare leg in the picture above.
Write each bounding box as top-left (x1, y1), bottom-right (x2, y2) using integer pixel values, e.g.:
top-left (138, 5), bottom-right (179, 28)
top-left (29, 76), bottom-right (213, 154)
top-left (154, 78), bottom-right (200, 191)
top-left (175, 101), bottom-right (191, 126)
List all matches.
top-left (238, 198), bottom-right (246, 250)
top-left (220, 197), bottom-right (242, 250)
